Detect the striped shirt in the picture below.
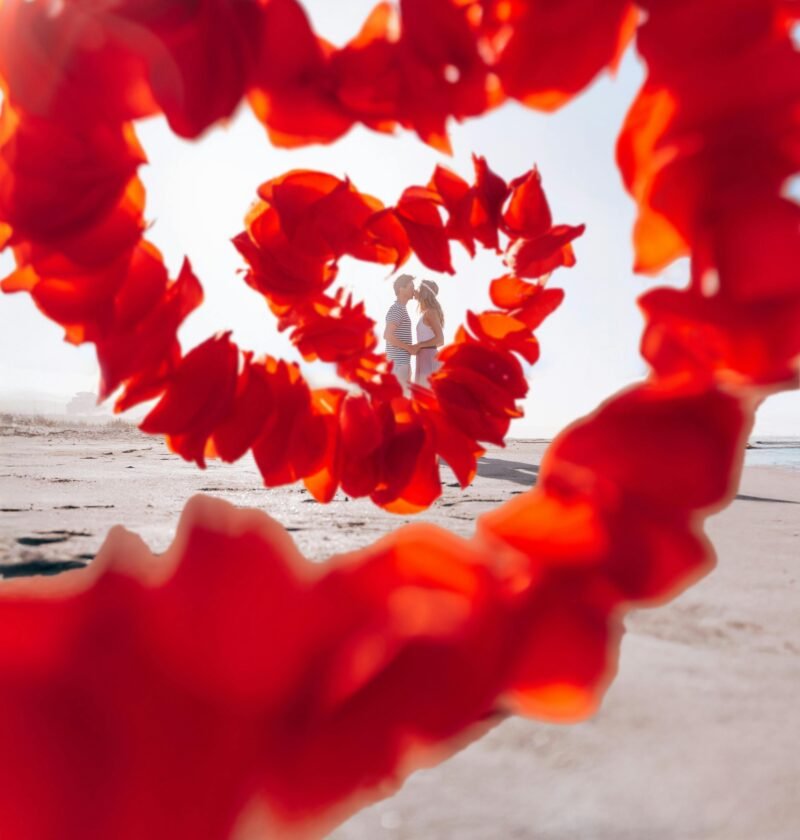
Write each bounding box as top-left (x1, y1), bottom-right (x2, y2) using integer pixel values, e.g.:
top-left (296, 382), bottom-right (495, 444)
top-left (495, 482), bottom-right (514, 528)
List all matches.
top-left (385, 300), bottom-right (412, 366)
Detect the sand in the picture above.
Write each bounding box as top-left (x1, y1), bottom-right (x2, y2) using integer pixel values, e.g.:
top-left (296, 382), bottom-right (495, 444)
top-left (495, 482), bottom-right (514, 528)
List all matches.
top-left (1, 416), bottom-right (798, 839)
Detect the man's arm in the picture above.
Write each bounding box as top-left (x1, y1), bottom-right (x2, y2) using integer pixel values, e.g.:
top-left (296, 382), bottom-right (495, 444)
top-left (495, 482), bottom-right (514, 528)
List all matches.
top-left (384, 321), bottom-right (416, 354)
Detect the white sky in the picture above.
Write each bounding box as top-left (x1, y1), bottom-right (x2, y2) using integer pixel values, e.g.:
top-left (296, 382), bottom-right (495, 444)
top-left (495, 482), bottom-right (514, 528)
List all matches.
top-left (1, 0), bottom-right (798, 437)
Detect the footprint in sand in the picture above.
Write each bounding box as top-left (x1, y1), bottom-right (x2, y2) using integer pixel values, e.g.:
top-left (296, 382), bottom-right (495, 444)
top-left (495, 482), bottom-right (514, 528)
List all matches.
top-left (16, 530), bottom-right (92, 547)
top-left (0, 558), bottom-right (89, 578)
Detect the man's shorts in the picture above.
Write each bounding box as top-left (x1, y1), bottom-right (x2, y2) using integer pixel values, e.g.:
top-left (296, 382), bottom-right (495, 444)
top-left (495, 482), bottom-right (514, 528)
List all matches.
top-left (393, 364), bottom-right (411, 385)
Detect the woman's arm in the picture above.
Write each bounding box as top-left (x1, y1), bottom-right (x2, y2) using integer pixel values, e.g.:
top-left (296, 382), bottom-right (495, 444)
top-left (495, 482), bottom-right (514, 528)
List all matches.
top-left (414, 310), bottom-right (444, 350)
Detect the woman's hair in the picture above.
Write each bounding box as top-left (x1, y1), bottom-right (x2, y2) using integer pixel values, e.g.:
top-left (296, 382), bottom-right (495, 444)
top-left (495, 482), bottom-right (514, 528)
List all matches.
top-left (417, 279), bottom-right (444, 327)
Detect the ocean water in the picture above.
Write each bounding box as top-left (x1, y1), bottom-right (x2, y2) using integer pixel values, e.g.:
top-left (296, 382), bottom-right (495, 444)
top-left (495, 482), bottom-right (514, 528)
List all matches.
top-left (745, 440), bottom-right (800, 470)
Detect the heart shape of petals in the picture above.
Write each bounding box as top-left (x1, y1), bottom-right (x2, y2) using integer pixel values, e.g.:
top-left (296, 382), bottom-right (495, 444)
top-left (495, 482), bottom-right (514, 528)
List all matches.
top-left (1, 1), bottom-right (799, 839)
top-left (0, 102), bottom-right (582, 509)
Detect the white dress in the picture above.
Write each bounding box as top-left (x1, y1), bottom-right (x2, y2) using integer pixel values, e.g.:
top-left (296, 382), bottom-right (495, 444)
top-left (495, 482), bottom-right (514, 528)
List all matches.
top-left (415, 316), bottom-right (440, 387)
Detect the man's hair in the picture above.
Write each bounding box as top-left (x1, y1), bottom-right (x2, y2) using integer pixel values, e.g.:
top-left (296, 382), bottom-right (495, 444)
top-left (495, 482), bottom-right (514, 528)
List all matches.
top-left (393, 274), bottom-right (415, 295)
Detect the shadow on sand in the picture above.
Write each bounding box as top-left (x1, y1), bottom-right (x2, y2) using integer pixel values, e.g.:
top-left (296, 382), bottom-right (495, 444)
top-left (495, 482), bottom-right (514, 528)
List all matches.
top-left (735, 493), bottom-right (799, 505)
top-left (476, 457), bottom-right (539, 487)
top-left (476, 462), bottom-right (799, 504)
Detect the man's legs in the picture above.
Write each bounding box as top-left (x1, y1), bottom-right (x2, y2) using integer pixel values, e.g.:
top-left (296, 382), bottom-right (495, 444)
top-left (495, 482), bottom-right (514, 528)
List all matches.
top-left (394, 364), bottom-right (411, 387)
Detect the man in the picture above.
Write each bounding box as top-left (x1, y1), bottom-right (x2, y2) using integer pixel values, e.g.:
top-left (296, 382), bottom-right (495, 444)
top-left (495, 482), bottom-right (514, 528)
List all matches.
top-left (384, 274), bottom-right (416, 385)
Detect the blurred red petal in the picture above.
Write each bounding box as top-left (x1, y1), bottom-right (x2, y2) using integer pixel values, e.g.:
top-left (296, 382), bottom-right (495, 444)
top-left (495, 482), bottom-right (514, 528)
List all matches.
top-left (249, 0), bottom-right (352, 146)
top-left (542, 382), bottom-right (748, 513)
top-left (515, 286), bottom-right (566, 330)
top-left (395, 189), bottom-right (454, 273)
top-left (489, 274), bottom-right (540, 309)
top-left (493, 0), bottom-right (638, 110)
top-left (289, 295), bottom-right (377, 363)
top-left (395, 0), bottom-right (494, 148)
top-left (210, 355), bottom-right (272, 463)
top-left (250, 362), bottom-right (325, 486)
top-left (0, 0), bottom-right (157, 124)
top-left (471, 154), bottom-right (509, 251)
top-left (303, 389), bottom-right (346, 503)
top-left (93, 250), bottom-right (201, 395)
top-left (126, 0), bottom-right (264, 138)
top-left (505, 225), bottom-right (584, 278)
top-left (233, 204), bottom-right (338, 304)
top-left (0, 106), bottom-right (144, 243)
top-left (640, 287), bottom-right (800, 388)
top-left (140, 333), bottom-right (240, 467)
top-left (350, 208), bottom-right (412, 268)
top-left (504, 574), bottom-right (619, 721)
top-left (501, 167), bottom-right (552, 239)
top-left (466, 310), bottom-right (541, 364)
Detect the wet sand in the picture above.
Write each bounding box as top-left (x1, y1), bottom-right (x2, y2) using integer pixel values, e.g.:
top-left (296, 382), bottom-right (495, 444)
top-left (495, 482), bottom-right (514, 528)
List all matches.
top-left (1, 416), bottom-right (798, 839)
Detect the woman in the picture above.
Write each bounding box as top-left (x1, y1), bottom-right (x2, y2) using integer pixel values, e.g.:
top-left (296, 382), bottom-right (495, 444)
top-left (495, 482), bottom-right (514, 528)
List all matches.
top-left (413, 279), bottom-right (445, 387)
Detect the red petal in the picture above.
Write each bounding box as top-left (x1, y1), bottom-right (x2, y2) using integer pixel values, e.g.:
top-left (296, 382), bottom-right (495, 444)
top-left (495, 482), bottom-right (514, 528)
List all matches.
top-left (505, 225), bottom-right (584, 278)
top-left (640, 287), bottom-right (800, 388)
top-left (494, 0), bottom-right (638, 111)
top-left (501, 167), bottom-right (553, 239)
top-left (542, 382), bottom-right (748, 512)
top-left (395, 190), bottom-right (454, 273)
top-left (249, 0), bottom-right (352, 146)
top-left (140, 333), bottom-right (239, 467)
top-left (99, 253), bottom-right (203, 404)
top-left (0, 107), bottom-right (144, 243)
top-left (210, 355), bottom-right (273, 463)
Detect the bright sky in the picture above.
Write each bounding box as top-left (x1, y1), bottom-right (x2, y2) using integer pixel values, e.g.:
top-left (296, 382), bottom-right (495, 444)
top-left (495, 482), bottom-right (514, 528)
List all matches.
top-left (1, 0), bottom-right (798, 437)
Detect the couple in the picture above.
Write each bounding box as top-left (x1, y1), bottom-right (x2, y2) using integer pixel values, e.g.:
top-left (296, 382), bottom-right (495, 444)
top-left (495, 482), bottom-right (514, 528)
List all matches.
top-left (384, 273), bottom-right (445, 388)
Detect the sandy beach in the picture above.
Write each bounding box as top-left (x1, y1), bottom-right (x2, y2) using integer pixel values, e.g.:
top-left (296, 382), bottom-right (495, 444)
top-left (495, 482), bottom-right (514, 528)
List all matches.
top-left (1, 415), bottom-right (798, 839)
